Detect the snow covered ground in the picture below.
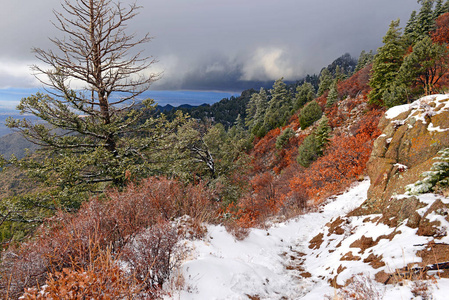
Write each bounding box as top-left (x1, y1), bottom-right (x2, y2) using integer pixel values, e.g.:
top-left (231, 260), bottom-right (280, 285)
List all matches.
top-left (165, 179), bottom-right (449, 299)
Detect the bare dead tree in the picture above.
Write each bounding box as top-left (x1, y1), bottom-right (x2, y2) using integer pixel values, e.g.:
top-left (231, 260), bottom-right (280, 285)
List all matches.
top-left (5, 0), bottom-right (186, 203)
top-left (31, 0), bottom-right (159, 152)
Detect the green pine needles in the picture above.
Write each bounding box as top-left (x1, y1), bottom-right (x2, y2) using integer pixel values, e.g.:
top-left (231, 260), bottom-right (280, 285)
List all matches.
top-left (406, 148), bottom-right (449, 195)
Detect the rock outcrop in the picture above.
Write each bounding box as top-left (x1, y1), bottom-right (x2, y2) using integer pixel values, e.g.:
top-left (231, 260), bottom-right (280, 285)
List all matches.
top-left (360, 94), bottom-right (449, 214)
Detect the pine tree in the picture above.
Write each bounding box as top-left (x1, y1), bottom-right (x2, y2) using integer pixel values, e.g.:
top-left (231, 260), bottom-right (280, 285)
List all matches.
top-left (369, 19), bottom-right (406, 106)
top-left (334, 65), bottom-right (346, 81)
top-left (264, 78), bottom-right (291, 130)
top-left (443, 0), bottom-right (449, 13)
top-left (317, 68), bottom-right (333, 96)
top-left (294, 82), bottom-right (315, 110)
top-left (245, 94), bottom-right (258, 127)
top-left (326, 80), bottom-right (339, 108)
top-left (297, 134), bottom-right (319, 168)
top-left (403, 10), bottom-right (418, 44)
top-left (3, 0), bottom-right (186, 207)
top-left (406, 147), bottom-right (449, 194)
top-left (398, 36), bottom-right (449, 95)
top-left (355, 50), bottom-right (374, 72)
top-left (245, 88), bottom-right (269, 137)
top-left (382, 82), bottom-right (409, 108)
top-left (434, 0), bottom-right (445, 19)
top-left (299, 100), bottom-right (322, 130)
top-left (253, 88), bottom-right (269, 137)
top-left (315, 116), bottom-right (331, 155)
top-left (275, 128), bottom-right (295, 149)
top-left (415, 0), bottom-right (435, 40)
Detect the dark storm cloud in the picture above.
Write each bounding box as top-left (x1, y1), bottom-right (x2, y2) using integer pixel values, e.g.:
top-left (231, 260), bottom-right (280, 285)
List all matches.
top-left (0, 0), bottom-right (420, 91)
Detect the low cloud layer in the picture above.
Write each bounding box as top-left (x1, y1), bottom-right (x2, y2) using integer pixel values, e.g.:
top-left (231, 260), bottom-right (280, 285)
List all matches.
top-left (0, 0), bottom-right (420, 91)
top-left (240, 47), bottom-right (298, 81)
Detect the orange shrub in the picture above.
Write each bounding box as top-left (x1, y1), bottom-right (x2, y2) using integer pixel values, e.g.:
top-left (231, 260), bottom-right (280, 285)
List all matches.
top-left (337, 64), bottom-right (372, 99)
top-left (21, 248), bottom-right (143, 300)
top-left (224, 172), bottom-right (282, 229)
top-left (289, 109), bottom-right (382, 203)
top-left (1, 177), bottom-right (216, 299)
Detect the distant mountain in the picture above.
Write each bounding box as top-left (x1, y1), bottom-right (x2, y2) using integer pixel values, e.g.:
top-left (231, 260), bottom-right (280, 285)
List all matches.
top-left (155, 103), bottom-right (209, 112)
top-left (160, 89), bottom-right (257, 128)
top-left (0, 132), bottom-right (38, 159)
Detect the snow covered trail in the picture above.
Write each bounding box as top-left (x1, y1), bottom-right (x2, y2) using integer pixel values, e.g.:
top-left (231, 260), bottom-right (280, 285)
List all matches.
top-left (167, 179), bottom-right (370, 299)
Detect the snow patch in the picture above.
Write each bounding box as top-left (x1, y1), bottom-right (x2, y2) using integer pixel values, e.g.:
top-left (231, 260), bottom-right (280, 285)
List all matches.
top-left (385, 103), bottom-right (411, 119)
top-left (167, 180), bottom-right (449, 299)
top-left (428, 122), bottom-right (449, 132)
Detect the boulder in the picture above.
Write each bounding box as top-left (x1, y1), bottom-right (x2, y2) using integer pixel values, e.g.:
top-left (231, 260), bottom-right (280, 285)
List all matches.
top-left (362, 95), bottom-right (449, 213)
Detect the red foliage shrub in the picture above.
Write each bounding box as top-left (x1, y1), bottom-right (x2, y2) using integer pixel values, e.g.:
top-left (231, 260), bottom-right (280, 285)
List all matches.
top-left (337, 64), bottom-right (372, 99)
top-left (431, 13), bottom-right (449, 89)
top-left (1, 177), bottom-right (215, 299)
top-left (21, 248), bottom-right (144, 299)
top-left (289, 109), bottom-right (382, 203)
top-left (432, 12), bottom-right (449, 45)
top-left (223, 172), bottom-right (278, 229)
top-left (121, 220), bottom-right (184, 294)
top-left (250, 129), bottom-right (279, 175)
top-left (253, 128), bottom-right (281, 155)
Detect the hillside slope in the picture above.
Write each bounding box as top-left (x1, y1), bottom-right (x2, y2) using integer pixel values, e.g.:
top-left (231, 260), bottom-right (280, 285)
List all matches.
top-left (169, 179), bottom-right (449, 299)
top-left (169, 94), bottom-right (449, 299)
top-left (0, 131), bottom-right (37, 159)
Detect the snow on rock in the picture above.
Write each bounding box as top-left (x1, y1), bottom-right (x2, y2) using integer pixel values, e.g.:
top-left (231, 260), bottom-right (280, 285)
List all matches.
top-left (384, 94), bottom-right (449, 133)
top-left (385, 103), bottom-right (412, 119)
top-left (166, 179), bottom-right (449, 299)
top-left (428, 122), bottom-right (449, 132)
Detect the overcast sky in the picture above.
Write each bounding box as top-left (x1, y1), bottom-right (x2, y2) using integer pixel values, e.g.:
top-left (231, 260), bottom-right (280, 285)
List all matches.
top-left (0, 0), bottom-right (420, 91)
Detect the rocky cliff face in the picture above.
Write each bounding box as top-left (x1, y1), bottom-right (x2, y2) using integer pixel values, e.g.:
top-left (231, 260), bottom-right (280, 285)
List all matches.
top-left (302, 97), bottom-right (449, 287)
top-left (361, 94), bottom-right (449, 213)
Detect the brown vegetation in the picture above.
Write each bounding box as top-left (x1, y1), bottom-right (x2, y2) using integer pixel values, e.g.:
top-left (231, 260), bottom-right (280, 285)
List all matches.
top-left (0, 177), bottom-right (217, 299)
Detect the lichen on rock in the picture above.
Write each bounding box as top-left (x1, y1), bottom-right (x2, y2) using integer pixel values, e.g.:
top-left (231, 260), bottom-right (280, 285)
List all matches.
top-left (362, 95), bottom-right (449, 214)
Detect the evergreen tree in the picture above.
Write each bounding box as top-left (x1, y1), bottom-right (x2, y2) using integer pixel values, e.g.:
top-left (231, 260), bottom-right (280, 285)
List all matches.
top-left (245, 94), bottom-right (258, 127)
top-left (355, 50), bottom-right (374, 72)
top-left (326, 80), bottom-right (339, 108)
top-left (315, 116), bottom-right (331, 155)
top-left (233, 114), bottom-right (244, 132)
top-left (195, 123), bottom-right (251, 203)
top-left (406, 147), bottom-right (449, 194)
top-left (297, 134), bottom-right (319, 168)
top-left (264, 78), bottom-right (291, 130)
top-left (317, 68), bottom-right (333, 96)
top-left (382, 82), bottom-right (409, 108)
top-left (369, 19), bottom-right (406, 106)
top-left (443, 0), bottom-right (449, 13)
top-left (245, 88), bottom-right (269, 137)
top-left (415, 0), bottom-right (435, 40)
top-left (334, 65), bottom-right (346, 82)
top-left (434, 0), bottom-right (445, 19)
top-left (252, 88), bottom-right (269, 137)
top-left (299, 100), bottom-right (322, 130)
top-left (171, 121), bottom-right (250, 185)
top-left (294, 82), bottom-right (315, 110)
top-left (398, 36), bottom-right (449, 95)
top-left (403, 10), bottom-right (418, 44)
top-left (275, 128), bottom-right (295, 149)
top-left (3, 0), bottom-right (185, 207)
